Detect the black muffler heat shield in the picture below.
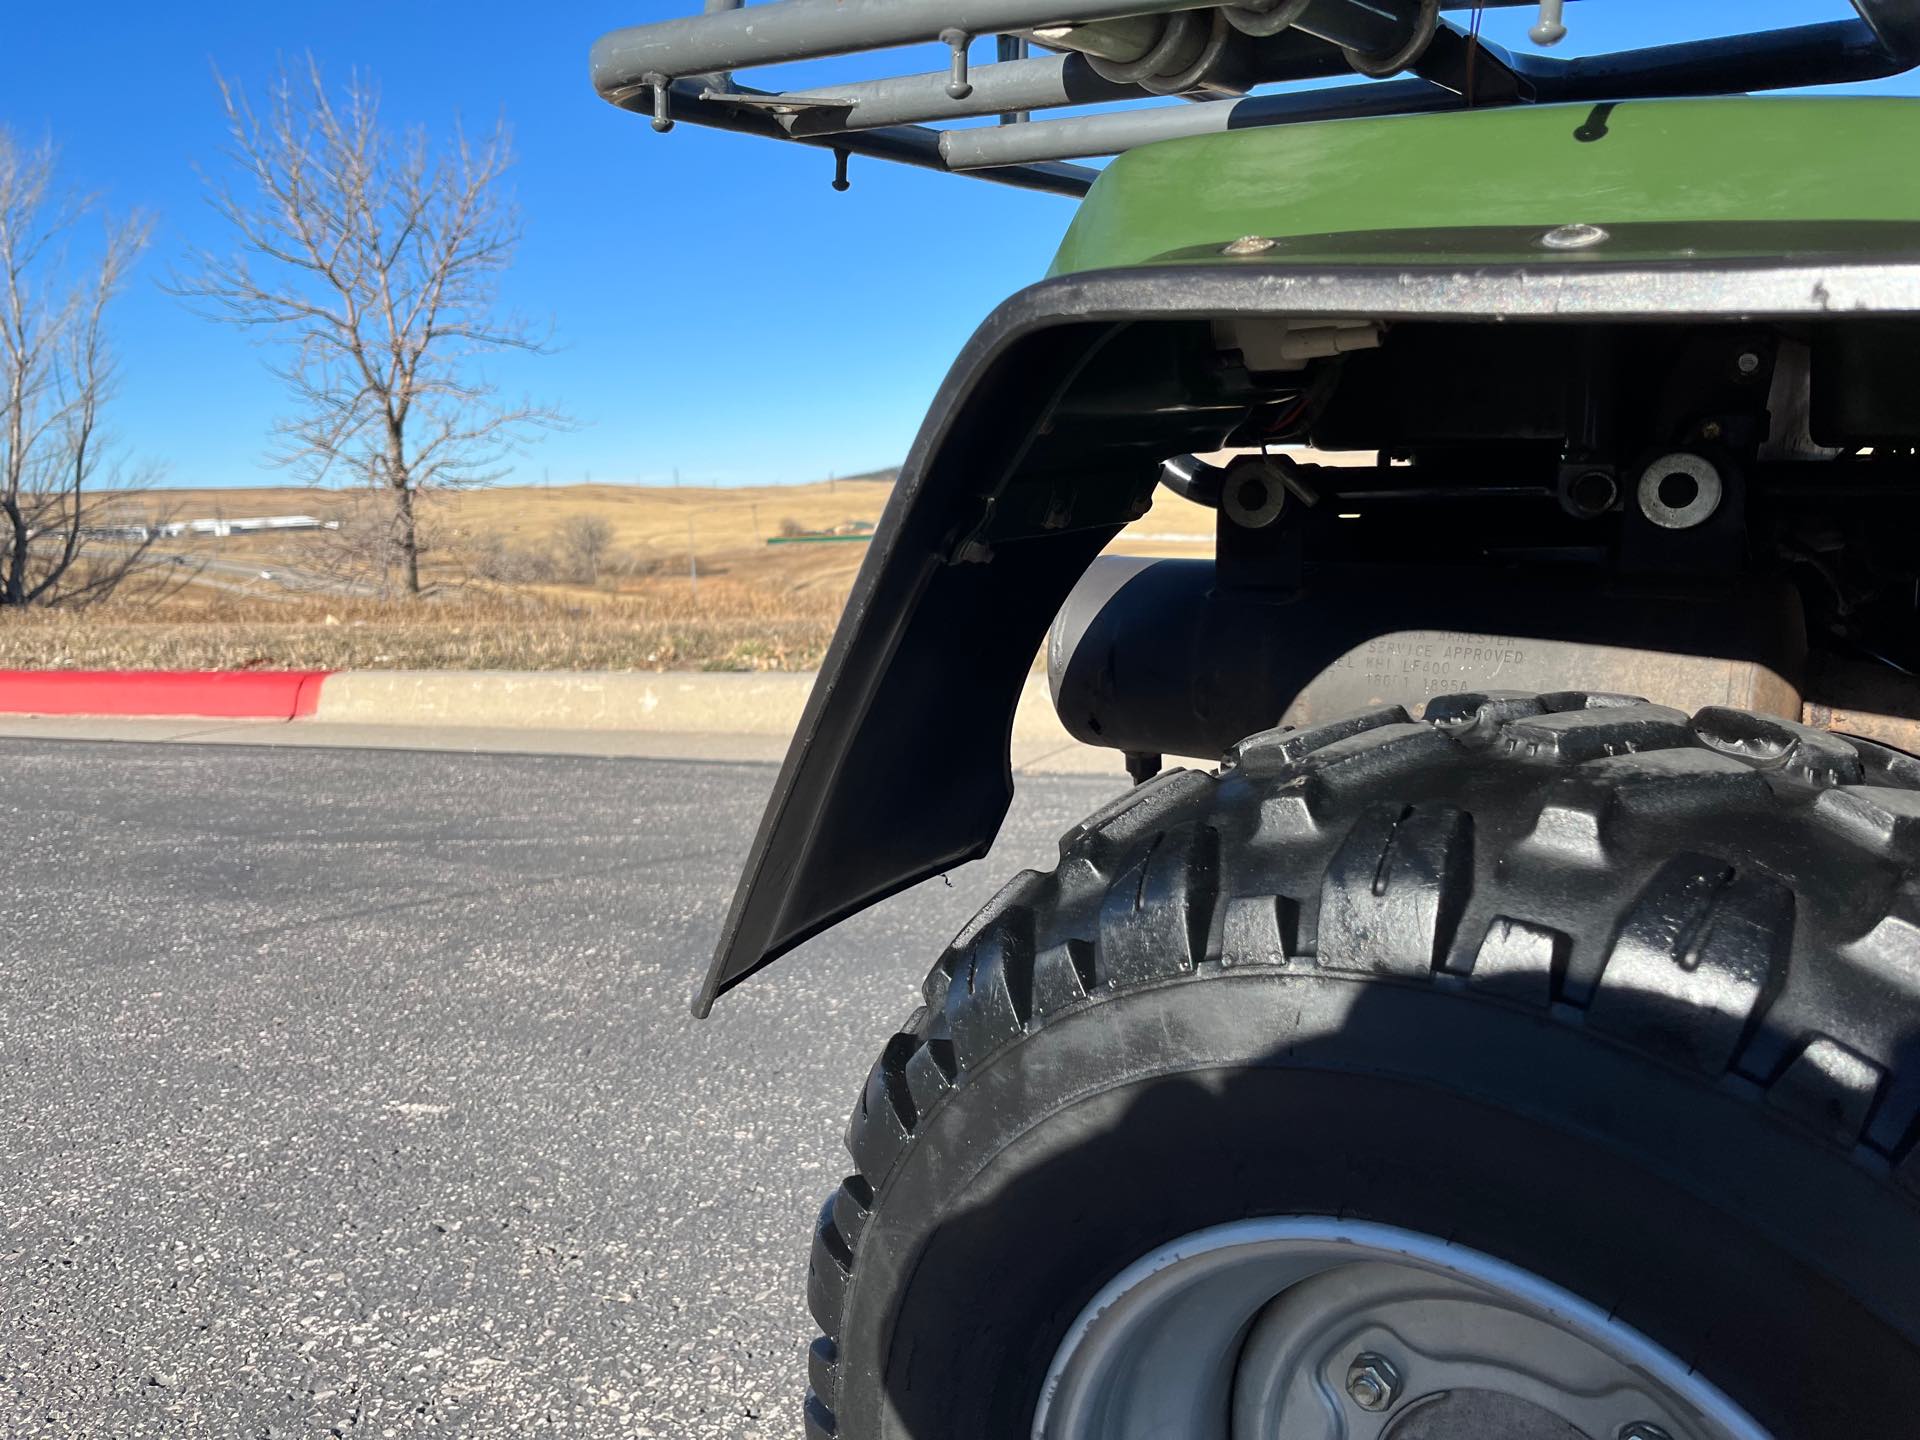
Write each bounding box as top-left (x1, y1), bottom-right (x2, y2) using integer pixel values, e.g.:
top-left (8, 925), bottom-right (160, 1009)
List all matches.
top-left (1047, 557), bottom-right (1808, 761)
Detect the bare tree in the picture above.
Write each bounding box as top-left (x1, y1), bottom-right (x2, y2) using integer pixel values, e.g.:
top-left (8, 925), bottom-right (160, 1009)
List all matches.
top-left (455, 516), bottom-right (556, 588)
top-left (558, 514), bottom-right (615, 585)
top-left (297, 484), bottom-right (445, 600)
top-left (175, 58), bottom-right (559, 596)
top-left (0, 131), bottom-right (156, 607)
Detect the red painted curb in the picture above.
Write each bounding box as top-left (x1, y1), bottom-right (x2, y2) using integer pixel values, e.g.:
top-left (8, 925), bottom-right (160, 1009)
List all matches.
top-left (0, 670), bottom-right (335, 720)
top-left (290, 671), bottom-right (329, 718)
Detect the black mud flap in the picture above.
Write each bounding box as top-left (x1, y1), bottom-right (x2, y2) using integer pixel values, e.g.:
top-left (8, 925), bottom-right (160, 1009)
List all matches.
top-left (697, 250), bottom-right (1920, 1013)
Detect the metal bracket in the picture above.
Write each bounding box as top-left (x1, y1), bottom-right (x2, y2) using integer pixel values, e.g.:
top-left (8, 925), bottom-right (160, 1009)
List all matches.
top-left (941, 28), bottom-right (975, 99)
top-left (644, 72), bottom-right (674, 131)
top-left (698, 89), bottom-right (858, 113)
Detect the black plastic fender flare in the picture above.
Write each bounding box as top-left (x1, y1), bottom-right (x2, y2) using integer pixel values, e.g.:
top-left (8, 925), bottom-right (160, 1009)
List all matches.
top-left (696, 246), bottom-right (1920, 1013)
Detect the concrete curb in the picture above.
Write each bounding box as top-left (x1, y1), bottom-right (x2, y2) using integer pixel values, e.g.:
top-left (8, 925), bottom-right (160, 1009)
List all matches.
top-left (312, 670), bottom-right (818, 733)
top-left (310, 669), bottom-right (1078, 744)
top-left (0, 668), bottom-right (1104, 768)
top-left (0, 669), bottom-right (329, 719)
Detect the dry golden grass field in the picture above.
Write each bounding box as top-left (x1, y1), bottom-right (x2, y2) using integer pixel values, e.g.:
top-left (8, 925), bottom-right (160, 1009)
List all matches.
top-left (0, 475), bottom-right (1219, 672)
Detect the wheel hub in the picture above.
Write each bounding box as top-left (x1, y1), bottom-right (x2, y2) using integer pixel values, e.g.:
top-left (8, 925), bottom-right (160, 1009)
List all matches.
top-left (1031, 1219), bottom-right (1766, 1440)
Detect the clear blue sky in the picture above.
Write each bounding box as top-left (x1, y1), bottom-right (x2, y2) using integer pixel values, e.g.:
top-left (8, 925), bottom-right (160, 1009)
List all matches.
top-left (0, 1), bottom-right (1908, 489)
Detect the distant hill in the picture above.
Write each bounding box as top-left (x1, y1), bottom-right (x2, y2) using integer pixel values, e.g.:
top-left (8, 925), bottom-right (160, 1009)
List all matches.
top-left (116, 466), bottom-right (1209, 605)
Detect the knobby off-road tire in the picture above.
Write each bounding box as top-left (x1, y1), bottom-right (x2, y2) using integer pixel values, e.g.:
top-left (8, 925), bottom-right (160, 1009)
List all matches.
top-left (803, 691), bottom-right (1920, 1440)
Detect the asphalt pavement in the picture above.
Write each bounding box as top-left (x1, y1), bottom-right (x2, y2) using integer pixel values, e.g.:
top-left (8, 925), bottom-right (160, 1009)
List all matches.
top-left (0, 738), bottom-right (1123, 1437)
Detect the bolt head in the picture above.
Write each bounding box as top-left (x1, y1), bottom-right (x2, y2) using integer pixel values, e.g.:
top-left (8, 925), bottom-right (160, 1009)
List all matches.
top-left (1736, 351), bottom-right (1762, 375)
top-left (1221, 457), bottom-right (1289, 529)
top-left (1540, 222), bottom-right (1609, 251)
top-left (1222, 234), bottom-right (1278, 256)
top-left (1344, 1353), bottom-right (1401, 1412)
top-left (1349, 1374), bottom-right (1385, 1407)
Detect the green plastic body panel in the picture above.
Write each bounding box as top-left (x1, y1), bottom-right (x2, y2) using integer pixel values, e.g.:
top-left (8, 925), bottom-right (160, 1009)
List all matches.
top-left (1049, 97), bottom-right (1920, 276)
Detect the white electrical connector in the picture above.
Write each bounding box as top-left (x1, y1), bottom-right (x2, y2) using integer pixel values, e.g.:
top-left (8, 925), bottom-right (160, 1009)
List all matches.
top-left (1530, 0), bottom-right (1567, 46)
top-left (1212, 317), bottom-right (1384, 371)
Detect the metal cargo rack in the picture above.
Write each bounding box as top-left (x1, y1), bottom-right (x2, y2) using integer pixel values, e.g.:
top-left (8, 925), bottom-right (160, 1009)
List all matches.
top-left (590, 2), bottom-right (1920, 197)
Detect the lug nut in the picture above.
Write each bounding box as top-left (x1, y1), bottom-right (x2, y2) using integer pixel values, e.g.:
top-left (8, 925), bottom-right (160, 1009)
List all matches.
top-left (1344, 1353), bottom-right (1401, 1412)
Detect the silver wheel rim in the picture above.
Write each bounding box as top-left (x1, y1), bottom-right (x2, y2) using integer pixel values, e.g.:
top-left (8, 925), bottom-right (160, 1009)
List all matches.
top-left (1032, 1218), bottom-right (1769, 1440)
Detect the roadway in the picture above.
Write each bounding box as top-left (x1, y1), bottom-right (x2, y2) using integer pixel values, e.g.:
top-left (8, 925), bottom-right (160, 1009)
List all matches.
top-left (133, 549), bottom-right (384, 600)
top-left (0, 736), bottom-right (1121, 1436)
